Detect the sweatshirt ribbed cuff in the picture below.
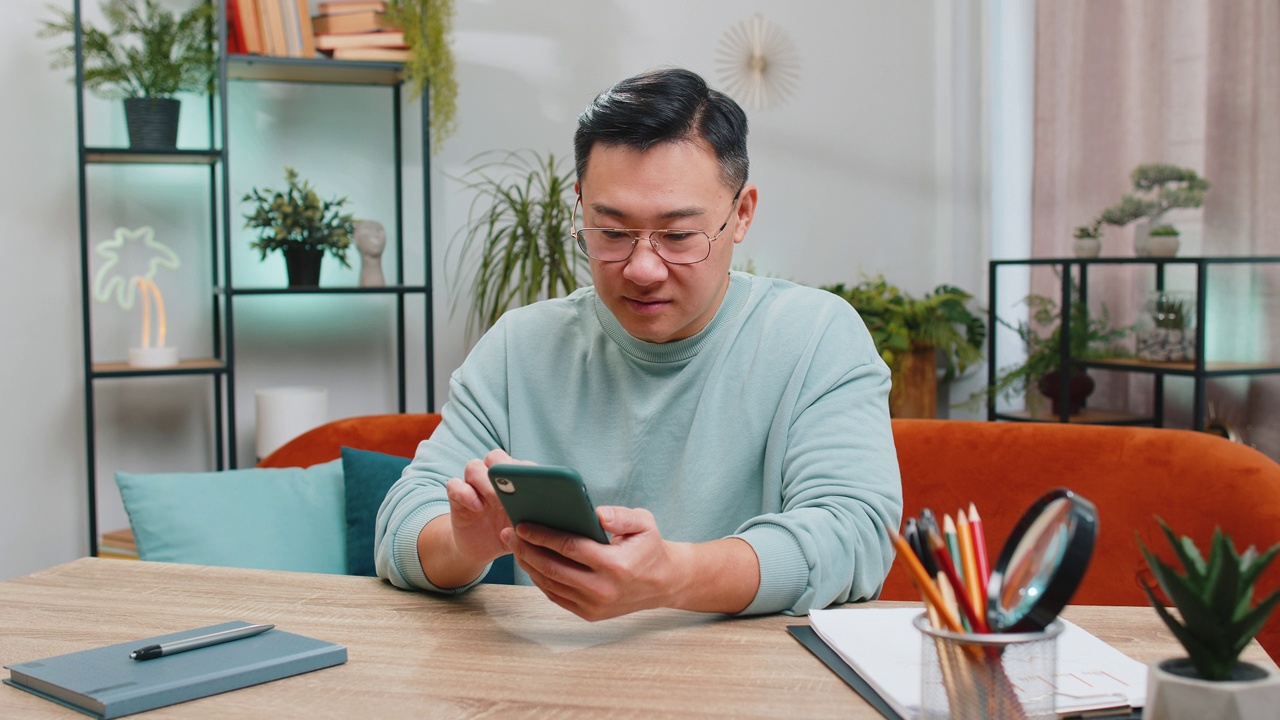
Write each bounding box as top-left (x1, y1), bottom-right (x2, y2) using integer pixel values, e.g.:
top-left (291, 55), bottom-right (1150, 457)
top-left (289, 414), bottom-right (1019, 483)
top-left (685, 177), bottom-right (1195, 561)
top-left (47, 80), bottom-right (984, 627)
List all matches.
top-left (735, 523), bottom-right (808, 615)
top-left (393, 503), bottom-right (489, 595)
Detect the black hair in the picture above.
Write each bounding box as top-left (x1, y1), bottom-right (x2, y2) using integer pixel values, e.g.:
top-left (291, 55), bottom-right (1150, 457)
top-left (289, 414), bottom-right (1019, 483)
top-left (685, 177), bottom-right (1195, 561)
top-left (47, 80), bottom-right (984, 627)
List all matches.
top-left (573, 68), bottom-right (749, 192)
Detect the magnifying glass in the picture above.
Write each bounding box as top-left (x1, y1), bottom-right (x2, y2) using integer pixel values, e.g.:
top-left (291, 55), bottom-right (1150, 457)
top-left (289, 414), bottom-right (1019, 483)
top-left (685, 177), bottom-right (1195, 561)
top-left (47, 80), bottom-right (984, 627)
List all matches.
top-left (986, 487), bottom-right (1098, 633)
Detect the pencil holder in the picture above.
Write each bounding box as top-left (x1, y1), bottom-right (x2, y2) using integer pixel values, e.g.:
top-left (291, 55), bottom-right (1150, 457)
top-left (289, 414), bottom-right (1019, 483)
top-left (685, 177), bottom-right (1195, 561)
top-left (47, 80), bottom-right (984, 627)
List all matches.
top-left (914, 613), bottom-right (1063, 720)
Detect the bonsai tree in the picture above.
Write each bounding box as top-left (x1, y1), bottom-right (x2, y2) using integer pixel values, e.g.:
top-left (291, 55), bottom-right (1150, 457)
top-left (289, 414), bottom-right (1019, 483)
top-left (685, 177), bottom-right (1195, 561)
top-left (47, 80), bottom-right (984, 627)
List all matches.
top-left (1137, 518), bottom-right (1280, 681)
top-left (386, 0), bottom-right (458, 154)
top-left (243, 167), bottom-right (356, 286)
top-left (40, 0), bottom-right (216, 101)
top-left (823, 276), bottom-right (985, 417)
top-left (448, 150), bottom-right (585, 339)
top-left (1099, 163), bottom-right (1210, 230)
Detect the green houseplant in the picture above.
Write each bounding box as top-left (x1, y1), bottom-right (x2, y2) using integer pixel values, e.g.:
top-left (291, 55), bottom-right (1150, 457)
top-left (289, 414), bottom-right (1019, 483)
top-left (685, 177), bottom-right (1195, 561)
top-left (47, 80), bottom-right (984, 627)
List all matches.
top-left (1099, 163), bottom-right (1209, 257)
top-left (823, 276), bottom-right (985, 418)
top-left (979, 280), bottom-right (1130, 417)
top-left (1137, 519), bottom-right (1280, 719)
top-left (449, 150), bottom-right (586, 339)
top-left (243, 167), bottom-right (356, 288)
top-left (40, 0), bottom-right (216, 149)
top-left (386, 0), bottom-right (457, 154)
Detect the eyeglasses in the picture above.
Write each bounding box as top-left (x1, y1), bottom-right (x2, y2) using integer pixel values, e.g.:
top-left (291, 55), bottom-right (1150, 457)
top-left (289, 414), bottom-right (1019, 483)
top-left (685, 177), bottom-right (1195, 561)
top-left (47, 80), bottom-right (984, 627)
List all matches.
top-left (570, 192), bottom-right (741, 265)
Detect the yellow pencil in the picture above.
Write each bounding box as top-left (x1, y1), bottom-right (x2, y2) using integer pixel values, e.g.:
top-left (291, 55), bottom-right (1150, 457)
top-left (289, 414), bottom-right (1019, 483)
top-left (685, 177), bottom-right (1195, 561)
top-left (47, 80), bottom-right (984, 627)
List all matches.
top-left (957, 509), bottom-right (985, 627)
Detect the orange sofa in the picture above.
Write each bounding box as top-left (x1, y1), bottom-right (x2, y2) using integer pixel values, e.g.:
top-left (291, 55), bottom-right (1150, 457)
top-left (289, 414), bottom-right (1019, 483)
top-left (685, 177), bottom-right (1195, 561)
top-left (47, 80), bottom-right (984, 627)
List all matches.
top-left (262, 414), bottom-right (1280, 659)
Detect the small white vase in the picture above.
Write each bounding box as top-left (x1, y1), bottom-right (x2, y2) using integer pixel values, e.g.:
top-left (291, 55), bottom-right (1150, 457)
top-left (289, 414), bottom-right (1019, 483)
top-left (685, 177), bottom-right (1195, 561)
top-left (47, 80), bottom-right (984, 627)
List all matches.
top-left (1073, 237), bottom-right (1101, 258)
top-left (1143, 658), bottom-right (1280, 720)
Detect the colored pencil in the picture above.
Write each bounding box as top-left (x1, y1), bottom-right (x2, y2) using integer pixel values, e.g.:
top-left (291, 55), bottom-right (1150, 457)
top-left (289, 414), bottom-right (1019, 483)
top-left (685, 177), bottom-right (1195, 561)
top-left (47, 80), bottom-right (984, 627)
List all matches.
top-left (969, 502), bottom-right (992, 600)
top-left (957, 509), bottom-right (985, 627)
top-left (924, 526), bottom-right (990, 633)
top-left (889, 529), bottom-right (964, 633)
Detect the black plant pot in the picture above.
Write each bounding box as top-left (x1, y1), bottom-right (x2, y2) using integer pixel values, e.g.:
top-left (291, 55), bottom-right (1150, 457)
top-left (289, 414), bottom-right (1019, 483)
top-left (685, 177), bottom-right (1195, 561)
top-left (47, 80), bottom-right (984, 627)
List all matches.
top-left (123, 97), bottom-right (181, 150)
top-left (282, 245), bottom-right (324, 288)
top-left (1037, 370), bottom-right (1095, 416)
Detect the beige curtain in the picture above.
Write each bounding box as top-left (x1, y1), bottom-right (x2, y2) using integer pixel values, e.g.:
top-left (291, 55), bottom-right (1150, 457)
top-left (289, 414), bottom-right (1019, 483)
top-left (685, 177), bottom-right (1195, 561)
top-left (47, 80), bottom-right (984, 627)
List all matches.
top-left (1033, 0), bottom-right (1280, 460)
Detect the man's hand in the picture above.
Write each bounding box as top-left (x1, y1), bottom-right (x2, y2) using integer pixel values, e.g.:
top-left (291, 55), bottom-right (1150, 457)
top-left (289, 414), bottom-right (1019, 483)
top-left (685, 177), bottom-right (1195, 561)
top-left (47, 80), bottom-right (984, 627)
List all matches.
top-left (417, 449), bottom-right (526, 588)
top-left (501, 506), bottom-right (761, 621)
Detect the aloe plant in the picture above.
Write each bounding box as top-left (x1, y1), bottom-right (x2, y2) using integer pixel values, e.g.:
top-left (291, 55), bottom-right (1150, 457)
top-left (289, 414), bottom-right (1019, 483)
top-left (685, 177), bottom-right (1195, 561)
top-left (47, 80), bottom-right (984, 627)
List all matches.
top-left (1137, 518), bottom-right (1280, 681)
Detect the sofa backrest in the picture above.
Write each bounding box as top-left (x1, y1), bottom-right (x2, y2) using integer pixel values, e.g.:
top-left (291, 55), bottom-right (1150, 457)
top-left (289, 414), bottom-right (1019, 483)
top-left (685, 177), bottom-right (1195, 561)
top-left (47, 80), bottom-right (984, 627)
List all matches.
top-left (885, 419), bottom-right (1280, 659)
top-left (257, 413), bottom-right (442, 468)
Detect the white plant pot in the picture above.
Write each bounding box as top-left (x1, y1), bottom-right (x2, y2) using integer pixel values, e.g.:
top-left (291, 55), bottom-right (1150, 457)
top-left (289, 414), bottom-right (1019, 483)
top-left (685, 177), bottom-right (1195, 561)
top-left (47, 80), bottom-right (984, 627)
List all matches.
top-left (1143, 658), bottom-right (1280, 720)
top-left (1073, 237), bottom-right (1101, 258)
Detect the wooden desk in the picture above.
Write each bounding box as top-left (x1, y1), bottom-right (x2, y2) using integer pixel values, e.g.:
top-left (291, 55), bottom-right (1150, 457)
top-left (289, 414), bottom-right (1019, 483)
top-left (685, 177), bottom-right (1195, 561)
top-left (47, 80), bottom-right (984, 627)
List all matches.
top-left (0, 559), bottom-right (1269, 718)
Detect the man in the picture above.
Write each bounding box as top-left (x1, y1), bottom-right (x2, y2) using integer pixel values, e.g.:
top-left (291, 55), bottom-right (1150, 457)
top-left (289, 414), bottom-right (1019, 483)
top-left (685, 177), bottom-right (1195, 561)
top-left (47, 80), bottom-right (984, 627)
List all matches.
top-left (376, 67), bottom-right (902, 620)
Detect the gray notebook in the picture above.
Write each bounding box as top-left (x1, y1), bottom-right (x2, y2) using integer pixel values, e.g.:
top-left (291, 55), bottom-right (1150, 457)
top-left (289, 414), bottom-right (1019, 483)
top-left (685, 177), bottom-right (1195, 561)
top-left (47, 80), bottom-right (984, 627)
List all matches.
top-left (4, 621), bottom-right (346, 719)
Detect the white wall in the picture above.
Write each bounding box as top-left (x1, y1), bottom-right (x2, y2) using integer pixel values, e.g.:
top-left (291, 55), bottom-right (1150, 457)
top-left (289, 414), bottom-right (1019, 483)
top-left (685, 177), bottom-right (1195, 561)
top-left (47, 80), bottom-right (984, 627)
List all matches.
top-left (0, 0), bottom-right (993, 580)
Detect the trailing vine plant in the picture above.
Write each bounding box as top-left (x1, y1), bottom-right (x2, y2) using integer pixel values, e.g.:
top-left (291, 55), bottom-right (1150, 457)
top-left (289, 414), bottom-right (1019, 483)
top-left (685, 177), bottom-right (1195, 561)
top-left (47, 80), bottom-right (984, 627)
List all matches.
top-left (387, 0), bottom-right (458, 154)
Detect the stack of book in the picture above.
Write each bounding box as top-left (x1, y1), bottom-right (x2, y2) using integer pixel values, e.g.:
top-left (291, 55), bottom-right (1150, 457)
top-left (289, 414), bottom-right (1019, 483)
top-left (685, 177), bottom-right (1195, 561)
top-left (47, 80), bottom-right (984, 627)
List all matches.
top-left (313, 1), bottom-right (409, 62)
top-left (229, 0), bottom-right (317, 58)
top-left (98, 527), bottom-right (138, 560)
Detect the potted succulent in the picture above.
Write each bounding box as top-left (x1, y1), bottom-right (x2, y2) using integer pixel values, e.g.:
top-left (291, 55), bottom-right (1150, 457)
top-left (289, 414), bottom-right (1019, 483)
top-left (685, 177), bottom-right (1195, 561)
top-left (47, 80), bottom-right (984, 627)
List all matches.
top-left (386, 0), bottom-right (458, 154)
top-left (448, 149), bottom-right (585, 339)
top-left (1072, 220), bottom-right (1103, 258)
top-left (822, 276), bottom-right (986, 418)
top-left (1098, 163), bottom-right (1209, 257)
top-left (1137, 519), bottom-right (1280, 720)
top-left (242, 167), bottom-right (356, 288)
top-left (1136, 291), bottom-right (1196, 363)
top-left (40, 0), bottom-right (216, 149)
top-left (977, 279), bottom-right (1131, 417)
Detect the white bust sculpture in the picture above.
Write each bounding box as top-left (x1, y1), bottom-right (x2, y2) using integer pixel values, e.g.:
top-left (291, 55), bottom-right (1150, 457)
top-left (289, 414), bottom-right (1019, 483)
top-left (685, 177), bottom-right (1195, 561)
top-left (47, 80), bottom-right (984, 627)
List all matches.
top-left (353, 220), bottom-right (386, 287)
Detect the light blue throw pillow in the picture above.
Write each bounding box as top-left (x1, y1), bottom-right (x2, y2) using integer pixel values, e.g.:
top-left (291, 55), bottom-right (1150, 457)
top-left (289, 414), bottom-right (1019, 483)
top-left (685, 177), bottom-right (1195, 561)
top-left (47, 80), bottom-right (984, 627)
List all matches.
top-left (115, 459), bottom-right (346, 574)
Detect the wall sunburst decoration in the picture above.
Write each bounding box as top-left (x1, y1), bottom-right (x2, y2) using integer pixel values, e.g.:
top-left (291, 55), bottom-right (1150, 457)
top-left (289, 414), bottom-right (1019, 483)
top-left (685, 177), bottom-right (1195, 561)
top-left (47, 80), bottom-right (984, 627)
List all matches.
top-left (714, 13), bottom-right (801, 111)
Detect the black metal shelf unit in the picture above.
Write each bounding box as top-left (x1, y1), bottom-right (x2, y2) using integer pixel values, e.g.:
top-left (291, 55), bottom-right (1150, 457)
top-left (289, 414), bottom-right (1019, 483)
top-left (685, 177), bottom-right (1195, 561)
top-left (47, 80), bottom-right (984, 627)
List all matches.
top-left (986, 256), bottom-right (1280, 430)
top-left (74, 1), bottom-right (434, 556)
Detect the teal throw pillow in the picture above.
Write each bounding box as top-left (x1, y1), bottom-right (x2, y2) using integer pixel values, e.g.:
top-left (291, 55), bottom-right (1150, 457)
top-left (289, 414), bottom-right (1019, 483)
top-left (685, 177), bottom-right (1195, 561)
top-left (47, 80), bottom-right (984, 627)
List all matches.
top-left (116, 459), bottom-right (345, 574)
top-left (338, 446), bottom-right (515, 584)
top-left (340, 447), bottom-right (412, 577)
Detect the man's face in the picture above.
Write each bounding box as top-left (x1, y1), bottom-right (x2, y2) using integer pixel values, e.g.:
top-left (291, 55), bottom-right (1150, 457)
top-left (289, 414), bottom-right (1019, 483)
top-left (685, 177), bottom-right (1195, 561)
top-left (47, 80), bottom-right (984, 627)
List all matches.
top-left (577, 140), bottom-right (757, 344)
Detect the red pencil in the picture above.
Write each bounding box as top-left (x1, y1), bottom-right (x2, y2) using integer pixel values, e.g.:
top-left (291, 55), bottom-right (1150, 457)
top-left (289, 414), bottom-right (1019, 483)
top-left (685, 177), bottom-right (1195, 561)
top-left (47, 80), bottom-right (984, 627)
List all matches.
top-left (969, 502), bottom-right (992, 601)
top-left (924, 526), bottom-right (990, 633)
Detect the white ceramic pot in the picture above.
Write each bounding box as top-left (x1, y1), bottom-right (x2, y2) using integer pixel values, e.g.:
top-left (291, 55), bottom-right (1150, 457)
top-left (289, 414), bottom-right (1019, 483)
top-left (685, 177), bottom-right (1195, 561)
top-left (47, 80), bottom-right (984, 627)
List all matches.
top-left (1073, 237), bottom-right (1101, 258)
top-left (1143, 658), bottom-right (1280, 720)
top-left (1149, 233), bottom-right (1180, 257)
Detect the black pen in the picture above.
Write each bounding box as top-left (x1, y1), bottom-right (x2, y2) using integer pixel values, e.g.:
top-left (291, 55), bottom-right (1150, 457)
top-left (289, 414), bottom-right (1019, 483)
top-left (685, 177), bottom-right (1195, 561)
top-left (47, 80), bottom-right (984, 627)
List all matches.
top-left (129, 624), bottom-right (275, 661)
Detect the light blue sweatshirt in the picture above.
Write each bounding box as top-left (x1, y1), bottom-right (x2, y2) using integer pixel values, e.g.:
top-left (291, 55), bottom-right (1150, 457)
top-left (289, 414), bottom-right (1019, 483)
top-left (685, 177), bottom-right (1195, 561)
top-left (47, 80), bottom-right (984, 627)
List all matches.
top-left (375, 272), bottom-right (903, 615)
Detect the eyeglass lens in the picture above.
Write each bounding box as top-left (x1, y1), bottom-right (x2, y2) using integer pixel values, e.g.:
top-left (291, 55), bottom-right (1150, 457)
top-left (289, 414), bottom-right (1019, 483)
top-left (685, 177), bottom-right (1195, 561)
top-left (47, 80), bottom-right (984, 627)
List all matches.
top-left (576, 230), bottom-right (712, 264)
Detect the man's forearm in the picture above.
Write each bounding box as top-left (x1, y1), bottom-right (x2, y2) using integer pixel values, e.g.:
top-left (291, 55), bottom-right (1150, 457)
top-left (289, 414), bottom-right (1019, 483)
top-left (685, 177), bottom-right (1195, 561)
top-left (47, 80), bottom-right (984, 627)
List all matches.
top-left (666, 537), bottom-right (760, 614)
top-left (417, 514), bottom-right (491, 589)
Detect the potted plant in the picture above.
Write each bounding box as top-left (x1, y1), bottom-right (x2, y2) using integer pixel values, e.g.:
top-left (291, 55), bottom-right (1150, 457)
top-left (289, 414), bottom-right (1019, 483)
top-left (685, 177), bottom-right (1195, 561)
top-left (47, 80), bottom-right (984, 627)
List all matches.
top-left (1146, 224), bottom-right (1182, 257)
top-left (1137, 291), bottom-right (1195, 363)
top-left (1137, 519), bottom-right (1280, 720)
top-left (977, 279), bottom-right (1131, 417)
top-left (386, 0), bottom-right (457, 154)
top-left (822, 276), bottom-right (986, 418)
top-left (40, 0), bottom-right (216, 149)
top-left (242, 167), bottom-right (356, 288)
top-left (1072, 220), bottom-right (1103, 258)
top-left (448, 149), bottom-right (585, 339)
top-left (1098, 163), bottom-right (1209, 257)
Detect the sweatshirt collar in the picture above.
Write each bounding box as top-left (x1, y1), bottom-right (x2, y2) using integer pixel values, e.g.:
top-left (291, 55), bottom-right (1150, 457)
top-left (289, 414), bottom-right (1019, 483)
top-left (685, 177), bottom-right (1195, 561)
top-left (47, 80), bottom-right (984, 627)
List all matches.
top-left (594, 272), bottom-right (752, 363)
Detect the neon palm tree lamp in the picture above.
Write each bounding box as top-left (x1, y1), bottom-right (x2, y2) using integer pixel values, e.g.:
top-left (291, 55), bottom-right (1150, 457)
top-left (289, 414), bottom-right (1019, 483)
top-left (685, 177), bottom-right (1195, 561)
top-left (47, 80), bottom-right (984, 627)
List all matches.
top-left (92, 226), bottom-right (181, 368)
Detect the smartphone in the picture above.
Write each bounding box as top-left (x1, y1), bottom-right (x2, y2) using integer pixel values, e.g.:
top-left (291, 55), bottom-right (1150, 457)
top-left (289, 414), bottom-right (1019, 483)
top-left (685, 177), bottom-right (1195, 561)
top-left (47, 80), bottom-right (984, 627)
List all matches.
top-left (487, 464), bottom-right (610, 544)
